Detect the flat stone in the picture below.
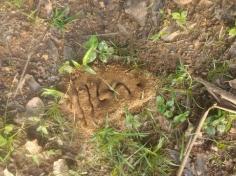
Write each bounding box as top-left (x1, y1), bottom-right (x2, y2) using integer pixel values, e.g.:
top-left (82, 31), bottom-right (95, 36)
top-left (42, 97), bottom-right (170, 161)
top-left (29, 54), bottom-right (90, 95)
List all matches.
top-left (194, 154), bottom-right (207, 176)
top-left (25, 97), bottom-right (44, 117)
top-left (53, 159), bottom-right (69, 176)
top-left (63, 45), bottom-right (77, 60)
top-left (25, 74), bottom-right (42, 92)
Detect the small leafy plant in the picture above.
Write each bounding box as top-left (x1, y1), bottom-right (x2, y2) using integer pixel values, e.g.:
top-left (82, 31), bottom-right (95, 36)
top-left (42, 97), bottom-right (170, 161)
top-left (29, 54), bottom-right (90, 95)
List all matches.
top-left (0, 124), bottom-right (17, 162)
top-left (171, 11), bottom-right (187, 28)
top-left (51, 7), bottom-right (78, 30)
top-left (203, 109), bottom-right (236, 136)
top-left (228, 21), bottom-right (236, 38)
top-left (207, 61), bottom-right (230, 81)
top-left (149, 29), bottom-right (167, 42)
top-left (169, 63), bottom-right (192, 88)
top-left (59, 35), bottom-right (114, 74)
top-left (156, 95), bottom-right (189, 125)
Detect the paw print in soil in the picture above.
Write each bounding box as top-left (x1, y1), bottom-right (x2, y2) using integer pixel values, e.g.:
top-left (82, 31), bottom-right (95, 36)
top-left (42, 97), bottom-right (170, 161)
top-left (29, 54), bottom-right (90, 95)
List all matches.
top-left (60, 64), bottom-right (156, 130)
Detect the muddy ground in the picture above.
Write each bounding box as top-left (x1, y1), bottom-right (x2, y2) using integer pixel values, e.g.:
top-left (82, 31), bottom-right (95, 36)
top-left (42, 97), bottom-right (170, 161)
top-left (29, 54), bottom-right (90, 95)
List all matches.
top-left (1, 0), bottom-right (236, 175)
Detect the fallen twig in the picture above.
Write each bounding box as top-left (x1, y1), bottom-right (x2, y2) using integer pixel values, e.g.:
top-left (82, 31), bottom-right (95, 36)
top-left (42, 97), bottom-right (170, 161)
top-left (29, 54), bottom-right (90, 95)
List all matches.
top-left (177, 104), bottom-right (236, 176)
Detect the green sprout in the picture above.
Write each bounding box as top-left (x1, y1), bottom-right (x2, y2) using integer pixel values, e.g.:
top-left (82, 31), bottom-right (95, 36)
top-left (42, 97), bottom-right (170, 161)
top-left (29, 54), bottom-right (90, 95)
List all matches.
top-left (171, 11), bottom-right (187, 28)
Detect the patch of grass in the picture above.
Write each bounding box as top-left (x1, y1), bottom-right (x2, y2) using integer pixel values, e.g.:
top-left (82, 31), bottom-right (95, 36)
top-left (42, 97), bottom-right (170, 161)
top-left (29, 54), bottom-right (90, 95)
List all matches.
top-left (203, 109), bottom-right (236, 136)
top-left (207, 61), bottom-right (230, 81)
top-left (50, 7), bottom-right (78, 30)
top-left (156, 95), bottom-right (189, 125)
top-left (149, 29), bottom-right (166, 42)
top-left (93, 112), bottom-right (173, 176)
top-left (8, 0), bottom-right (23, 8)
top-left (0, 123), bottom-right (20, 162)
top-left (171, 11), bottom-right (187, 28)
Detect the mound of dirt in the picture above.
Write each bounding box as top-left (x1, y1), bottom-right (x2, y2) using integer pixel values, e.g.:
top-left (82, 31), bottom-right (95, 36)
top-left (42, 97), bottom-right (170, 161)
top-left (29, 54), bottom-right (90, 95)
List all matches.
top-left (59, 64), bottom-right (157, 133)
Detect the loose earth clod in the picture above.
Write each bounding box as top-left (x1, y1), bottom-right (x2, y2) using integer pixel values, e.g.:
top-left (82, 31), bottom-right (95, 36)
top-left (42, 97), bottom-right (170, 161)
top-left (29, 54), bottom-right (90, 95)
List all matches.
top-left (59, 64), bottom-right (157, 133)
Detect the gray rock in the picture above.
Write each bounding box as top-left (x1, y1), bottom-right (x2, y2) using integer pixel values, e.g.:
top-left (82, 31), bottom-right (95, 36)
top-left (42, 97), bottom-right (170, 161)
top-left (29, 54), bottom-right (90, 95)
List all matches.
top-left (125, 0), bottom-right (147, 26)
top-left (160, 26), bottom-right (183, 42)
top-left (63, 45), bottom-right (77, 60)
top-left (194, 154), bottom-right (207, 176)
top-left (25, 97), bottom-right (44, 117)
top-left (48, 40), bottom-right (59, 61)
top-left (25, 74), bottom-right (42, 92)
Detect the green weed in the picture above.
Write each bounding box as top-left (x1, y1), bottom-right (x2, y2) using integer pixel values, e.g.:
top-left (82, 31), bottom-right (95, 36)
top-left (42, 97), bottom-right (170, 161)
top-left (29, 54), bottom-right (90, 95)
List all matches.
top-left (93, 112), bottom-right (172, 176)
top-left (149, 29), bottom-right (166, 42)
top-left (228, 21), bottom-right (236, 38)
top-left (156, 95), bottom-right (189, 125)
top-left (8, 0), bottom-right (23, 8)
top-left (171, 11), bottom-right (187, 28)
top-left (42, 88), bottom-right (65, 102)
top-left (51, 7), bottom-right (78, 30)
top-left (207, 61), bottom-right (230, 81)
top-left (203, 109), bottom-right (236, 136)
top-left (169, 63), bottom-right (192, 88)
top-left (59, 35), bottom-right (114, 74)
top-left (0, 124), bottom-right (19, 162)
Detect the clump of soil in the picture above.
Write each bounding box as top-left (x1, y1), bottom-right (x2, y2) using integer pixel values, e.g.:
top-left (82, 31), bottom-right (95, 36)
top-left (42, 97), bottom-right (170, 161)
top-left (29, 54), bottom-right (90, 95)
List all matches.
top-left (59, 64), bottom-right (157, 134)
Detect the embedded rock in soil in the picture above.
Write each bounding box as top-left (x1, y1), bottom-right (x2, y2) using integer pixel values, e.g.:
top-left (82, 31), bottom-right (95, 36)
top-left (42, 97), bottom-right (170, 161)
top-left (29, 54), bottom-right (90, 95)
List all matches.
top-left (25, 97), bottom-right (44, 117)
top-left (59, 64), bottom-right (156, 131)
top-left (53, 159), bottom-right (69, 176)
top-left (25, 74), bottom-right (42, 92)
top-left (124, 0), bottom-right (147, 26)
top-left (194, 154), bottom-right (207, 176)
top-left (63, 45), bottom-right (77, 60)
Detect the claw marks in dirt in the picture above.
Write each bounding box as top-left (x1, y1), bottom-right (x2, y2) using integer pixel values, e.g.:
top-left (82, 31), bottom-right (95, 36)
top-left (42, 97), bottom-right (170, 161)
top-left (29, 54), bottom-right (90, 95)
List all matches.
top-left (60, 64), bottom-right (156, 129)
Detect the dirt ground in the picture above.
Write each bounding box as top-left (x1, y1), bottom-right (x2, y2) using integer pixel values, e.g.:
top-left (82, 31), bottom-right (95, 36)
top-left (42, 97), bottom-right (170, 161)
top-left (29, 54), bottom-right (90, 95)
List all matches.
top-left (1, 0), bottom-right (236, 175)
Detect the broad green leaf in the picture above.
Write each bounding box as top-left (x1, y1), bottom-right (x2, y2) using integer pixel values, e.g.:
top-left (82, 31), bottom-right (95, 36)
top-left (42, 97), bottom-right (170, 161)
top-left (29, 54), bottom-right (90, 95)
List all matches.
top-left (164, 110), bottom-right (173, 118)
top-left (83, 65), bottom-right (96, 74)
top-left (37, 126), bottom-right (49, 135)
top-left (217, 124), bottom-right (226, 134)
top-left (4, 124), bottom-right (14, 135)
top-left (71, 60), bottom-right (81, 68)
top-left (166, 99), bottom-right (174, 108)
top-left (229, 28), bottom-right (236, 37)
top-left (0, 135), bottom-right (7, 147)
top-left (173, 111), bottom-right (189, 124)
top-left (58, 61), bottom-right (74, 74)
top-left (172, 12), bottom-right (181, 20)
top-left (98, 41), bottom-right (109, 51)
top-left (98, 41), bottom-right (114, 63)
top-left (181, 11), bottom-right (187, 18)
top-left (82, 47), bottom-right (97, 65)
top-left (42, 88), bottom-right (64, 100)
top-left (156, 96), bottom-right (166, 114)
top-left (206, 126), bottom-right (216, 136)
top-left (84, 35), bottom-right (98, 49)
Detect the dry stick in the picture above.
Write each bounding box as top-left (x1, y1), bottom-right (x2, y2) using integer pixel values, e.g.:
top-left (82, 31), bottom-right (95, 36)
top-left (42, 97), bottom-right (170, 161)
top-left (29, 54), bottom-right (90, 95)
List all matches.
top-left (177, 104), bottom-right (216, 176)
top-left (177, 104), bottom-right (236, 176)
